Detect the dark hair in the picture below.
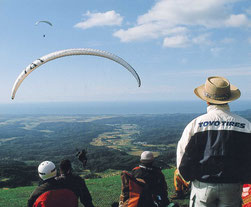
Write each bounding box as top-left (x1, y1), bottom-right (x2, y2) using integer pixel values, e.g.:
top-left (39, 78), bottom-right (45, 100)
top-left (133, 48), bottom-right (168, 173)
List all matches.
top-left (59, 159), bottom-right (72, 174)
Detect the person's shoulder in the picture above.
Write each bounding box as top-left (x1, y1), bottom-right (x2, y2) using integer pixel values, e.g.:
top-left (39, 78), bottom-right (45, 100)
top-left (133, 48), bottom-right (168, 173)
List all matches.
top-left (69, 173), bottom-right (85, 182)
top-left (131, 166), bottom-right (143, 177)
top-left (181, 114), bottom-right (204, 136)
top-left (34, 179), bottom-right (57, 193)
top-left (39, 178), bottom-right (56, 186)
top-left (56, 174), bottom-right (84, 184)
top-left (232, 112), bottom-right (251, 123)
top-left (228, 112), bottom-right (251, 131)
top-left (131, 166), bottom-right (140, 175)
top-left (152, 166), bottom-right (163, 173)
top-left (183, 112), bottom-right (206, 129)
top-left (152, 165), bottom-right (161, 170)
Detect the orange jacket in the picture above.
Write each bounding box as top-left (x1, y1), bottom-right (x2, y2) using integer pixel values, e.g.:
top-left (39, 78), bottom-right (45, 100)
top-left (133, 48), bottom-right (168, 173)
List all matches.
top-left (33, 189), bottom-right (78, 207)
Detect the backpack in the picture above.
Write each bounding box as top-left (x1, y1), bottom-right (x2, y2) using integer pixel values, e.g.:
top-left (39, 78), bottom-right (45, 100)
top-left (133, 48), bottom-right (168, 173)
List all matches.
top-left (119, 171), bottom-right (164, 207)
top-left (33, 189), bottom-right (78, 207)
top-left (242, 184), bottom-right (251, 207)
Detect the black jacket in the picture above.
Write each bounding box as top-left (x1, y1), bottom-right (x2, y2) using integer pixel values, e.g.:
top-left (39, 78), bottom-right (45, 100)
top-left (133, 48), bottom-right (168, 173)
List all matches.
top-left (27, 178), bottom-right (61, 207)
top-left (177, 104), bottom-right (251, 183)
top-left (56, 173), bottom-right (94, 207)
top-left (131, 164), bottom-right (169, 206)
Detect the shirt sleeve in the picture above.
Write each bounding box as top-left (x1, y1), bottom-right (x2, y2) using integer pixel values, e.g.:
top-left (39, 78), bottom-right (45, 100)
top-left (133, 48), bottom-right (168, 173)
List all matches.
top-left (176, 120), bottom-right (198, 181)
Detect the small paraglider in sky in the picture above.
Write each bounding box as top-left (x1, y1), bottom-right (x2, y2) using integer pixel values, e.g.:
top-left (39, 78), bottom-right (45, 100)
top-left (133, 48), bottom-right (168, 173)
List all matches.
top-left (35, 20), bottom-right (53, 37)
top-left (35, 20), bottom-right (53, 27)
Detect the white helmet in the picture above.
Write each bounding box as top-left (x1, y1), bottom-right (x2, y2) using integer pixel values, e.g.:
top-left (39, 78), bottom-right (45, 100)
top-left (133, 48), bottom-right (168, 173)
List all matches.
top-left (140, 151), bottom-right (154, 163)
top-left (38, 161), bottom-right (57, 181)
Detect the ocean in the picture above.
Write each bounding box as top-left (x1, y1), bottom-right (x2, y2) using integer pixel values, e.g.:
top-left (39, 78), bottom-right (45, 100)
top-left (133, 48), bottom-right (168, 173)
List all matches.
top-left (1, 100), bottom-right (251, 115)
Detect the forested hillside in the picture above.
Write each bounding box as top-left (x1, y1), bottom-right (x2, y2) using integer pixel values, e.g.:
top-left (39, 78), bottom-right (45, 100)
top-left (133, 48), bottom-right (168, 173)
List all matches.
top-left (1, 111), bottom-right (251, 188)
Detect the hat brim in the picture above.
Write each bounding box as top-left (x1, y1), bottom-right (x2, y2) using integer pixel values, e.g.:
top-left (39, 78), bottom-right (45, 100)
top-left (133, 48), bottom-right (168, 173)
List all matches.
top-left (194, 84), bottom-right (241, 104)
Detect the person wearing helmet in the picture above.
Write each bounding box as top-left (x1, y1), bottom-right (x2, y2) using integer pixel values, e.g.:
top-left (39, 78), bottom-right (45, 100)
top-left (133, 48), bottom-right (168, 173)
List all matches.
top-left (177, 76), bottom-right (251, 207)
top-left (131, 151), bottom-right (170, 207)
top-left (28, 160), bottom-right (79, 207)
top-left (27, 161), bottom-right (60, 207)
top-left (56, 159), bottom-right (94, 207)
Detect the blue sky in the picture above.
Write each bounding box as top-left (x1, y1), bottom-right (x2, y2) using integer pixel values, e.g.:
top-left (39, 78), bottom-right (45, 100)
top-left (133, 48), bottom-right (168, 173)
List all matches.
top-left (1, 0), bottom-right (251, 104)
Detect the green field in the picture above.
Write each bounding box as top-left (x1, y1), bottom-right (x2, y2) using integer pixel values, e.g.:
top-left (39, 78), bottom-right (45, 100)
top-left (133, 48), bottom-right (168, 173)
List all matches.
top-left (0, 168), bottom-right (189, 207)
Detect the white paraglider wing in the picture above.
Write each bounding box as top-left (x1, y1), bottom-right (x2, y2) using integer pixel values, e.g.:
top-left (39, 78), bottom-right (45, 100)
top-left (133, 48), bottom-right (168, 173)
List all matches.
top-left (35, 20), bottom-right (53, 26)
top-left (11, 48), bottom-right (141, 99)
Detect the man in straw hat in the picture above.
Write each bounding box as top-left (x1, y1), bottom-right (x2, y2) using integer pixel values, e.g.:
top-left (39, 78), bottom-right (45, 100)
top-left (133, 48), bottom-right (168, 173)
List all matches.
top-left (176, 76), bottom-right (251, 207)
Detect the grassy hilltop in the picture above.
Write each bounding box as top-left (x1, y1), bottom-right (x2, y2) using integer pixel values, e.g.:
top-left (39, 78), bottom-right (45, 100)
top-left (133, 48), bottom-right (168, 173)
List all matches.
top-left (0, 168), bottom-right (189, 207)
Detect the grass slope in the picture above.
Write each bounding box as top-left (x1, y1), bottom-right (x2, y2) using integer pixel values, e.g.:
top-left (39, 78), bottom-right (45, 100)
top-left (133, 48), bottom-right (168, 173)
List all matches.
top-left (0, 168), bottom-right (189, 207)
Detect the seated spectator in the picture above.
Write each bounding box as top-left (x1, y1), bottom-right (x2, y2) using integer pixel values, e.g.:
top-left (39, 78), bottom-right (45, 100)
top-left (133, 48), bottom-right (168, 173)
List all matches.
top-left (131, 151), bottom-right (170, 207)
top-left (28, 160), bottom-right (78, 207)
top-left (56, 159), bottom-right (95, 207)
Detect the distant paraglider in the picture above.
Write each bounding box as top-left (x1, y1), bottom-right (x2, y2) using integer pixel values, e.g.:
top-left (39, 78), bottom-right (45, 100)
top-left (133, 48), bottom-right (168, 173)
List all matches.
top-left (35, 20), bottom-right (53, 37)
top-left (35, 20), bottom-right (53, 27)
top-left (11, 48), bottom-right (141, 100)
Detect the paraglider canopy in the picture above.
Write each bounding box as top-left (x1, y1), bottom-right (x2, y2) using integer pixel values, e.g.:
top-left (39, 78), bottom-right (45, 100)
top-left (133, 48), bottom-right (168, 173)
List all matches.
top-left (11, 48), bottom-right (141, 100)
top-left (35, 20), bottom-right (53, 26)
top-left (35, 20), bottom-right (53, 37)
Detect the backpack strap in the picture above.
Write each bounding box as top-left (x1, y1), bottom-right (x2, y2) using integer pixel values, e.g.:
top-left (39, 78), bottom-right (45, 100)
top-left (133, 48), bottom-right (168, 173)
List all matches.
top-left (132, 166), bottom-right (141, 171)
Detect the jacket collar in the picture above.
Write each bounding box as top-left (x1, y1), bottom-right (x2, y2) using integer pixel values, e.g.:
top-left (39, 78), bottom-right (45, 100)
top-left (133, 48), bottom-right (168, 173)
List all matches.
top-left (139, 164), bottom-right (153, 171)
top-left (207, 104), bottom-right (230, 113)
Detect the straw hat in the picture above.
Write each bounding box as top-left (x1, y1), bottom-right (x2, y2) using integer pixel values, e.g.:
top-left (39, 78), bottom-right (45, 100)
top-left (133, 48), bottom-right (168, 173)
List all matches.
top-left (194, 76), bottom-right (241, 104)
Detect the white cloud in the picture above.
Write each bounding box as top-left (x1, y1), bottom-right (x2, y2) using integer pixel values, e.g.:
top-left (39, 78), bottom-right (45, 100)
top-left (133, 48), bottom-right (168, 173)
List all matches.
top-left (113, 0), bottom-right (251, 44)
top-left (114, 23), bottom-right (163, 42)
top-left (137, 0), bottom-right (229, 27)
top-left (74, 10), bottom-right (123, 29)
top-left (163, 35), bottom-right (189, 48)
top-left (113, 23), bottom-right (187, 42)
top-left (225, 14), bottom-right (249, 27)
top-left (162, 33), bottom-right (211, 48)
